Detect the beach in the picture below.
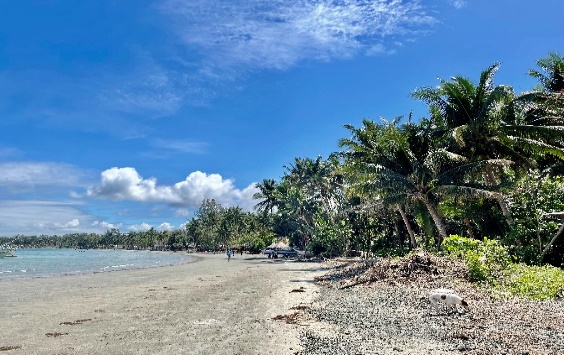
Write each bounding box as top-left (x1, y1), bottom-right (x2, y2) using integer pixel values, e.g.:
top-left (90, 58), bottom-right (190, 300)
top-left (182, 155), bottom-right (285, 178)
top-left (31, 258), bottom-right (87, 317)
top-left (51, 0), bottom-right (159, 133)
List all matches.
top-left (2, 253), bottom-right (563, 355)
top-left (0, 253), bottom-right (323, 355)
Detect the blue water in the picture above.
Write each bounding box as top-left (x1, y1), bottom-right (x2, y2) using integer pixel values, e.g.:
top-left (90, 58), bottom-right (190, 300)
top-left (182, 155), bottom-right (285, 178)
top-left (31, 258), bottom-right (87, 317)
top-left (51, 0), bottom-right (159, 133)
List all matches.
top-left (0, 248), bottom-right (193, 281)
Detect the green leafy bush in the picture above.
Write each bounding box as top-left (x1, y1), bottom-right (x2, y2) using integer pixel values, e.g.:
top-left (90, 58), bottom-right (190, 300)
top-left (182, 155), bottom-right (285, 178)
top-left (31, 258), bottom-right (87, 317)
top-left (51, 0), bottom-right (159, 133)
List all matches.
top-left (442, 235), bottom-right (564, 299)
top-left (442, 235), bottom-right (511, 283)
top-left (501, 263), bottom-right (564, 300)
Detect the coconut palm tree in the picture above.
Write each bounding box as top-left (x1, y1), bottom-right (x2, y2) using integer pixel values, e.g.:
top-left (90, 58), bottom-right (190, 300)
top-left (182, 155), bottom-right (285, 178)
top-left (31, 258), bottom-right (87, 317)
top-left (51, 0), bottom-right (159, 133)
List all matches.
top-left (341, 117), bottom-right (509, 246)
top-left (529, 52), bottom-right (564, 93)
top-left (412, 63), bottom-right (564, 225)
top-left (340, 117), bottom-right (419, 248)
top-left (253, 179), bottom-right (279, 214)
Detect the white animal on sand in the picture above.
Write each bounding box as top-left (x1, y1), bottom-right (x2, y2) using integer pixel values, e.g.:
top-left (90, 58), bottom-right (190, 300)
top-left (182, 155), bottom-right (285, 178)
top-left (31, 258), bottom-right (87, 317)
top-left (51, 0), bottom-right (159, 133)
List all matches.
top-left (428, 288), bottom-right (469, 313)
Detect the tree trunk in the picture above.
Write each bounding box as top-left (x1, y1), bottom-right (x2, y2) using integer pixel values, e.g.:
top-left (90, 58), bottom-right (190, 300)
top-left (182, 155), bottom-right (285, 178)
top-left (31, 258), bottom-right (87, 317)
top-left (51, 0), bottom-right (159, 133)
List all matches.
top-left (495, 193), bottom-right (514, 227)
top-left (539, 218), bottom-right (564, 264)
top-left (484, 167), bottom-right (514, 227)
top-left (397, 205), bottom-right (417, 248)
top-left (419, 195), bottom-right (448, 247)
top-left (464, 217), bottom-right (475, 239)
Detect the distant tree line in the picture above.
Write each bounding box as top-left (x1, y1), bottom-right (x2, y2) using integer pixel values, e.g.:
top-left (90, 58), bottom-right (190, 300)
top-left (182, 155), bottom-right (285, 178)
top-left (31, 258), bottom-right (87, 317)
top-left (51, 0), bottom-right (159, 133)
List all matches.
top-left (0, 199), bottom-right (274, 254)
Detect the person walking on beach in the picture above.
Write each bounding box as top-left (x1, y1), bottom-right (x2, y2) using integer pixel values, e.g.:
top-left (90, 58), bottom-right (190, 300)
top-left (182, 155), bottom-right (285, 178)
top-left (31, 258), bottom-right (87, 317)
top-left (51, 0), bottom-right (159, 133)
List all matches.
top-left (227, 249), bottom-right (232, 262)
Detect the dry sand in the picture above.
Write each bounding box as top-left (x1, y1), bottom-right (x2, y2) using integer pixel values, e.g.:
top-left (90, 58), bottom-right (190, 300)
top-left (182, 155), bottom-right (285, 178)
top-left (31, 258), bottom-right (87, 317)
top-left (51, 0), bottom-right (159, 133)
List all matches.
top-left (0, 253), bottom-right (324, 355)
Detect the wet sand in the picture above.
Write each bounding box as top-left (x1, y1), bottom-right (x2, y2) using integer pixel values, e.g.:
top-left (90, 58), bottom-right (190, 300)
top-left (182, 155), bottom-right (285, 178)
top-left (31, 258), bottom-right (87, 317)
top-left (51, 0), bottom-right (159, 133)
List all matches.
top-left (0, 253), bottom-right (323, 354)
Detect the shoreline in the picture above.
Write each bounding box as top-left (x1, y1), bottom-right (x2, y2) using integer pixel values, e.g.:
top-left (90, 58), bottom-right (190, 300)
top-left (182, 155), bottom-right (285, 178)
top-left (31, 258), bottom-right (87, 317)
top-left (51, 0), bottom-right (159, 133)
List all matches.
top-left (0, 248), bottom-right (196, 282)
top-left (0, 253), bottom-right (324, 354)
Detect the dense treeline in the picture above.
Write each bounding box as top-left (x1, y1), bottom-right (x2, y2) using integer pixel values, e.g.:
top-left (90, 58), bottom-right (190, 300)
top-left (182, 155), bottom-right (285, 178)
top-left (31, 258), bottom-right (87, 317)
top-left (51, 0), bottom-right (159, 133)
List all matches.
top-left (1, 200), bottom-right (273, 253)
top-left (2, 53), bottom-right (563, 267)
top-left (254, 53), bottom-right (564, 266)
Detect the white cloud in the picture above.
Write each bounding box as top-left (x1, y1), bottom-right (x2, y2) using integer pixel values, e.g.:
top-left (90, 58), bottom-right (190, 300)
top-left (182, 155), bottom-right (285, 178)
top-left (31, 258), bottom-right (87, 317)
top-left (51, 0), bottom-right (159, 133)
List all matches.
top-left (86, 167), bottom-right (258, 211)
top-left (128, 222), bottom-right (153, 232)
top-left (157, 222), bottom-right (174, 231)
top-left (159, 0), bottom-right (437, 71)
top-left (92, 221), bottom-right (123, 230)
top-left (60, 219), bottom-right (80, 228)
top-left (74, 0), bottom-right (438, 118)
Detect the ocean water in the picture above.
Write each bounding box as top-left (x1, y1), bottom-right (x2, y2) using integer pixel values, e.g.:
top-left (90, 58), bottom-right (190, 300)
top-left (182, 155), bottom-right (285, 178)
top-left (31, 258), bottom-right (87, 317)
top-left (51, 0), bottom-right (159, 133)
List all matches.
top-left (0, 248), bottom-right (193, 281)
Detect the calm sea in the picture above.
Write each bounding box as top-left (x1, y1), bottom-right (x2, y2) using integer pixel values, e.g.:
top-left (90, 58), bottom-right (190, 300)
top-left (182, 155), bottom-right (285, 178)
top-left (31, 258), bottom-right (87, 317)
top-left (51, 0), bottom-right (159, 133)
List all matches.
top-left (0, 248), bottom-right (193, 281)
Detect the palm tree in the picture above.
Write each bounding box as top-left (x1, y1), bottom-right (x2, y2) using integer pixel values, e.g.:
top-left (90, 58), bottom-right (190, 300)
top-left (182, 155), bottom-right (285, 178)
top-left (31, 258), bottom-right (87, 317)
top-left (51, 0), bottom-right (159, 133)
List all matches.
top-left (413, 63), bottom-right (564, 225)
top-left (277, 156), bottom-right (345, 251)
top-left (253, 179), bottom-right (279, 214)
top-left (340, 117), bottom-right (418, 248)
top-left (529, 52), bottom-right (564, 93)
top-left (341, 117), bottom-right (508, 246)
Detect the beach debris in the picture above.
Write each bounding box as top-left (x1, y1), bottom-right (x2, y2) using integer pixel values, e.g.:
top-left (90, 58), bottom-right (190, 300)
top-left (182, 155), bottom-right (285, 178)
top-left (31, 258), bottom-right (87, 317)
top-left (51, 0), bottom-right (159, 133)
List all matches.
top-left (315, 252), bottom-right (467, 289)
top-left (46, 332), bottom-right (68, 337)
top-left (60, 318), bottom-right (92, 326)
top-left (0, 346), bottom-right (22, 351)
top-left (290, 305), bottom-right (310, 311)
top-left (272, 312), bottom-right (301, 324)
top-left (290, 287), bottom-right (306, 293)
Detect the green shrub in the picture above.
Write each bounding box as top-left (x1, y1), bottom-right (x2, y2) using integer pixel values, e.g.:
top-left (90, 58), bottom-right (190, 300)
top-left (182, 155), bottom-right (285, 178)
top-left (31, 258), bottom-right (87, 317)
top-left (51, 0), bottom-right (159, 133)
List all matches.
top-left (442, 235), bottom-right (511, 283)
top-left (501, 263), bottom-right (564, 300)
top-left (442, 235), bottom-right (564, 300)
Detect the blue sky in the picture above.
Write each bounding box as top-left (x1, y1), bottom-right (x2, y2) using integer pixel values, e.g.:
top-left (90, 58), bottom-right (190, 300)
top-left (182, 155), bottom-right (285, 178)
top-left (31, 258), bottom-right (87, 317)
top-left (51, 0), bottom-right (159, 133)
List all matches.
top-left (0, 0), bottom-right (562, 236)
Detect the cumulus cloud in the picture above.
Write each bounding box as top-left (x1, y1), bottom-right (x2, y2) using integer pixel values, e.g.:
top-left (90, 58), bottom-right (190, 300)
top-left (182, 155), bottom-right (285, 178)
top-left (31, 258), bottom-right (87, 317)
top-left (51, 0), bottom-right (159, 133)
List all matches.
top-left (157, 222), bottom-right (174, 231)
top-left (128, 222), bottom-right (153, 232)
top-left (159, 0), bottom-right (436, 72)
top-left (92, 221), bottom-right (123, 230)
top-left (61, 219), bottom-right (80, 228)
top-left (86, 167), bottom-right (258, 211)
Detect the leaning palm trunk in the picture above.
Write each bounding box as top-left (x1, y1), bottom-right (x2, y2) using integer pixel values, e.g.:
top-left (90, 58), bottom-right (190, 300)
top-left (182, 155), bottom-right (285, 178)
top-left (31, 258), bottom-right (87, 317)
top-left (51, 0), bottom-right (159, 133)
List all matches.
top-left (397, 205), bottom-right (417, 248)
top-left (485, 167), bottom-right (514, 227)
top-left (418, 194), bottom-right (448, 246)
